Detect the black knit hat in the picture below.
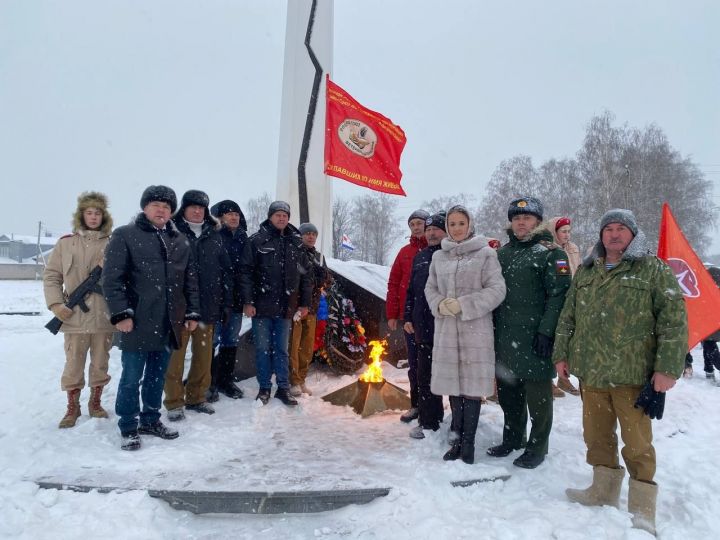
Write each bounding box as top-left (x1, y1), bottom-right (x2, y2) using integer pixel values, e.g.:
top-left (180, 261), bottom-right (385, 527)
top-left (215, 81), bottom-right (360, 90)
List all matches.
top-left (425, 211), bottom-right (447, 232)
top-left (408, 209), bottom-right (430, 225)
top-left (211, 199), bottom-right (241, 218)
top-left (268, 200), bottom-right (291, 218)
top-left (508, 197), bottom-right (543, 221)
top-left (140, 185), bottom-right (177, 213)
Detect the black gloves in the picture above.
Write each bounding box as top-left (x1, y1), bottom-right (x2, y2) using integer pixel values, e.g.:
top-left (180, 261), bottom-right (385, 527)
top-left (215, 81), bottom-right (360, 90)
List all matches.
top-left (634, 382), bottom-right (666, 420)
top-left (533, 333), bottom-right (554, 358)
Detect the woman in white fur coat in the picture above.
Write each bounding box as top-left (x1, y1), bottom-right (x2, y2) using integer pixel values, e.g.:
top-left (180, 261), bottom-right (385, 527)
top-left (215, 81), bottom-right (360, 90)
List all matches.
top-left (425, 205), bottom-right (506, 464)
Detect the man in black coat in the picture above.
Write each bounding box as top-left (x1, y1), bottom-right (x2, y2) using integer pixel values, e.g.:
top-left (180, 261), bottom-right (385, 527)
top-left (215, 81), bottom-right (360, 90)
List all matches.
top-left (207, 199), bottom-right (248, 402)
top-left (403, 212), bottom-right (447, 439)
top-left (103, 185), bottom-right (200, 451)
top-left (163, 190), bottom-right (233, 420)
top-left (240, 201), bottom-right (312, 406)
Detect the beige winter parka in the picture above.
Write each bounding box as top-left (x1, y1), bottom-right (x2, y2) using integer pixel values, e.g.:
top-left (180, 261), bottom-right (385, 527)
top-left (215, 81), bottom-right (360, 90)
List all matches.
top-left (43, 193), bottom-right (115, 334)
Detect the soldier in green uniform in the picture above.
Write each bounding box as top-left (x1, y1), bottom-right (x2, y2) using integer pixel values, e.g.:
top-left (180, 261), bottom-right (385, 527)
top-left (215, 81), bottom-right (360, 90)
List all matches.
top-left (488, 197), bottom-right (572, 469)
top-left (553, 209), bottom-right (687, 535)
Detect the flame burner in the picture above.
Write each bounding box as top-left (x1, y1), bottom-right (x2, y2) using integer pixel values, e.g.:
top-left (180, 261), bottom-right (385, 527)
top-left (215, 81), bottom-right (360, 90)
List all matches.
top-left (322, 339), bottom-right (411, 417)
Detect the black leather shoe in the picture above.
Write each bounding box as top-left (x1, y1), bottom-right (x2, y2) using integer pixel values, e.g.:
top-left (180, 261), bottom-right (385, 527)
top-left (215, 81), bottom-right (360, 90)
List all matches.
top-left (219, 383), bottom-right (244, 399)
top-left (513, 451), bottom-right (545, 469)
top-left (186, 401), bottom-right (215, 415)
top-left (206, 386), bottom-right (220, 403)
top-left (274, 388), bottom-right (298, 406)
top-left (138, 421), bottom-right (179, 440)
top-left (443, 442), bottom-right (462, 461)
top-left (256, 389), bottom-right (271, 405)
top-left (400, 407), bottom-right (419, 423)
top-left (120, 431), bottom-right (141, 451)
top-left (486, 443), bottom-right (521, 458)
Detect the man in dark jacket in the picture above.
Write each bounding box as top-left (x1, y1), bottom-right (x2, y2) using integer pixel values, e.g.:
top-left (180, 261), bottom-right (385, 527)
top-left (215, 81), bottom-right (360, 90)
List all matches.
top-left (207, 199), bottom-right (248, 401)
top-left (240, 201), bottom-right (312, 406)
top-left (387, 209), bottom-right (430, 423)
top-left (163, 190), bottom-right (233, 421)
top-left (103, 185), bottom-right (200, 451)
top-left (403, 211), bottom-right (446, 439)
top-left (489, 197), bottom-right (571, 469)
top-left (289, 222), bottom-right (332, 397)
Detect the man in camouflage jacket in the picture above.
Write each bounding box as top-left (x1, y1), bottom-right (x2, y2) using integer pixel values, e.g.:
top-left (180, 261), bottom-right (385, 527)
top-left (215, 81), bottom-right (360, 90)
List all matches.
top-left (490, 197), bottom-right (571, 469)
top-left (553, 209), bottom-right (687, 535)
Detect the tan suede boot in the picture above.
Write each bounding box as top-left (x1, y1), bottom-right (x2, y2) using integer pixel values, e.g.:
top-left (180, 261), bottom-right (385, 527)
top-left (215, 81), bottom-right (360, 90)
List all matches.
top-left (566, 466), bottom-right (625, 508)
top-left (628, 478), bottom-right (657, 536)
top-left (88, 386), bottom-right (109, 418)
top-left (59, 389), bottom-right (81, 428)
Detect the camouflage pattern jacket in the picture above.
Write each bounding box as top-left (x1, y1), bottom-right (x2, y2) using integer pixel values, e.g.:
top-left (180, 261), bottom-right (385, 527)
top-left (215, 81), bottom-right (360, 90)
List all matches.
top-left (494, 228), bottom-right (572, 380)
top-left (552, 230), bottom-right (687, 388)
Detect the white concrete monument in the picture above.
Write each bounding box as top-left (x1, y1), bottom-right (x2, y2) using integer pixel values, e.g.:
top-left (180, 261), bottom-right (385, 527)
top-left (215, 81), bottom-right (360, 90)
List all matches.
top-left (276, 0), bottom-right (334, 253)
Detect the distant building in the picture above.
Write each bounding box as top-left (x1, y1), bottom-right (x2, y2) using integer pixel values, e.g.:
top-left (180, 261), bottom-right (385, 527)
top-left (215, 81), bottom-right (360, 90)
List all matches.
top-left (0, 233), bottom-right (61, 279)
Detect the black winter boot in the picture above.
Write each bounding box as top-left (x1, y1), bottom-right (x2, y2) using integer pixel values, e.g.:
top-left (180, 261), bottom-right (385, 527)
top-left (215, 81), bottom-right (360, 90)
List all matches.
top-left (447, 395), bottom-right (463, 443)
top-left (443, 396), bottom-right (464, 461)
top-left (461, 398), bottom-right (481, 464)
top-left (274, 388), bottom-right (298, 406)
top-left (218, 347), bottom-right (243, 398)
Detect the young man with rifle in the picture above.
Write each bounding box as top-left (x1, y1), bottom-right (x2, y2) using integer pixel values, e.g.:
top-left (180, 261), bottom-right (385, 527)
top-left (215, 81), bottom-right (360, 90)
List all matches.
top-left (43, 192), bottom-right (115, 428)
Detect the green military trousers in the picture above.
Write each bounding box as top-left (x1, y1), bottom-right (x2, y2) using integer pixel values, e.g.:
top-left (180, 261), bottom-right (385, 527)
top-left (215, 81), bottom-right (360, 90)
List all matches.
top-left (496, 376), bottom-right (553, 456)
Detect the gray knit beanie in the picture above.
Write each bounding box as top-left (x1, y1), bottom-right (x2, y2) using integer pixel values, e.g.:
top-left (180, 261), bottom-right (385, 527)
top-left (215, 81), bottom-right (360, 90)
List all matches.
top-left (299, 222), bottom-right (318, 235)
top-left (599, 209), bottom-right (639, 236)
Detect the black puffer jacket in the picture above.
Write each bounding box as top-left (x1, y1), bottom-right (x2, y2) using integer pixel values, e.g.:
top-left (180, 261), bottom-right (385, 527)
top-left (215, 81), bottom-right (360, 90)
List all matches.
top-left (103, 213), bottom-right (200, 351)
top-left (404, 244), bottom-right (442, 345)
top-left (239, 220), bottom-right (312, 318)
top-left (219, 224), bottom-right (248, 310)
top-left (173, 215), bottom-right (233, 324)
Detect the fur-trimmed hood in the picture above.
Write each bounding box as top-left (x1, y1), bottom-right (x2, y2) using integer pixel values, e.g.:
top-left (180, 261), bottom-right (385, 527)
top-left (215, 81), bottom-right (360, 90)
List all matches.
top-left (582, 229), bottom-right (652, 268)
top-left (72, 191), bottom-right (112, 234)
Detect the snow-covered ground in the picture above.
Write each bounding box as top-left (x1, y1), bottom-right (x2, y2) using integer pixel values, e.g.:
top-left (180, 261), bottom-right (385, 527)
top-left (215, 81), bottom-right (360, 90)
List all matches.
top-left (0, 280), bottom-right (718, 539)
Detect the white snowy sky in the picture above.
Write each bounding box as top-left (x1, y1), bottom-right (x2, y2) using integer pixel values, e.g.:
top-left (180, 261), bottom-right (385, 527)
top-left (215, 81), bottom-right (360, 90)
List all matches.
top-left (1, 0), bottom-right (719, 251)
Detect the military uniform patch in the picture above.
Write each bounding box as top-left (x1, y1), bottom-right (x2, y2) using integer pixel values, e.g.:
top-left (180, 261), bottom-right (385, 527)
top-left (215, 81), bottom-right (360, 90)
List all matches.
top-left (556, 259), bottom-right (570, 275)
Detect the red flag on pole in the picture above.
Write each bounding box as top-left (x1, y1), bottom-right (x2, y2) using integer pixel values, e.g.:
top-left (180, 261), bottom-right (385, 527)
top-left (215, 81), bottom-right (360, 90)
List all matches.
top-left (657, 202), bottom-right (720, 350)
top-left (324, 76), bottom-right (407, 196)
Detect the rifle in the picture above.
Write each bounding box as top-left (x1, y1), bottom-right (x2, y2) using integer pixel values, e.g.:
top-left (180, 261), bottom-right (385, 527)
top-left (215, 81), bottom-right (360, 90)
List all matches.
top-left (45, 265), bottom-right (103, 335)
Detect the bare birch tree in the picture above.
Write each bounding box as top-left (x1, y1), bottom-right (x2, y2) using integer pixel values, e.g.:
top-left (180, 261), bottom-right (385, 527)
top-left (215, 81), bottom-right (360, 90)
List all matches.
top-left (244, 192), bottom-right (272, 235)
top-left (350, 193), bottom-right (402, 265)
top-left (332, 197), bottom-right (354, 260)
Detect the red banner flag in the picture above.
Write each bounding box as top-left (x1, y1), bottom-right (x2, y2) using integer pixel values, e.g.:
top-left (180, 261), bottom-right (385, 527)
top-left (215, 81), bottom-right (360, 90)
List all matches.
top-left (657, 202), bottom-right (720, 350)
top-left (324, 76), bottom-right (407, 196)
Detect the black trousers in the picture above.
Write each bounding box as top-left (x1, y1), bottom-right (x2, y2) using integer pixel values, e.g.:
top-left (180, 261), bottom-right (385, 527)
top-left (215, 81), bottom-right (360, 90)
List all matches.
top-left (417, 343), bottom-right (444, 430)
top-left (686, 341), bottom-right (720, 373)
top-left (496, 375), bottom-right (552, 456)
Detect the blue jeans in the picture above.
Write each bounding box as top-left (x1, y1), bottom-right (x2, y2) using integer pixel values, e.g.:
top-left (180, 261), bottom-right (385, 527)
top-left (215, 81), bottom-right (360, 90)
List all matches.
top-left (116, 350), bottom-right (171, 434)
top-left (213, 312), bottom-right (244, 348)
top-left (252, 317), bottom-right (291, 391)
top-left (405, 331), bottom-right (419, 407)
